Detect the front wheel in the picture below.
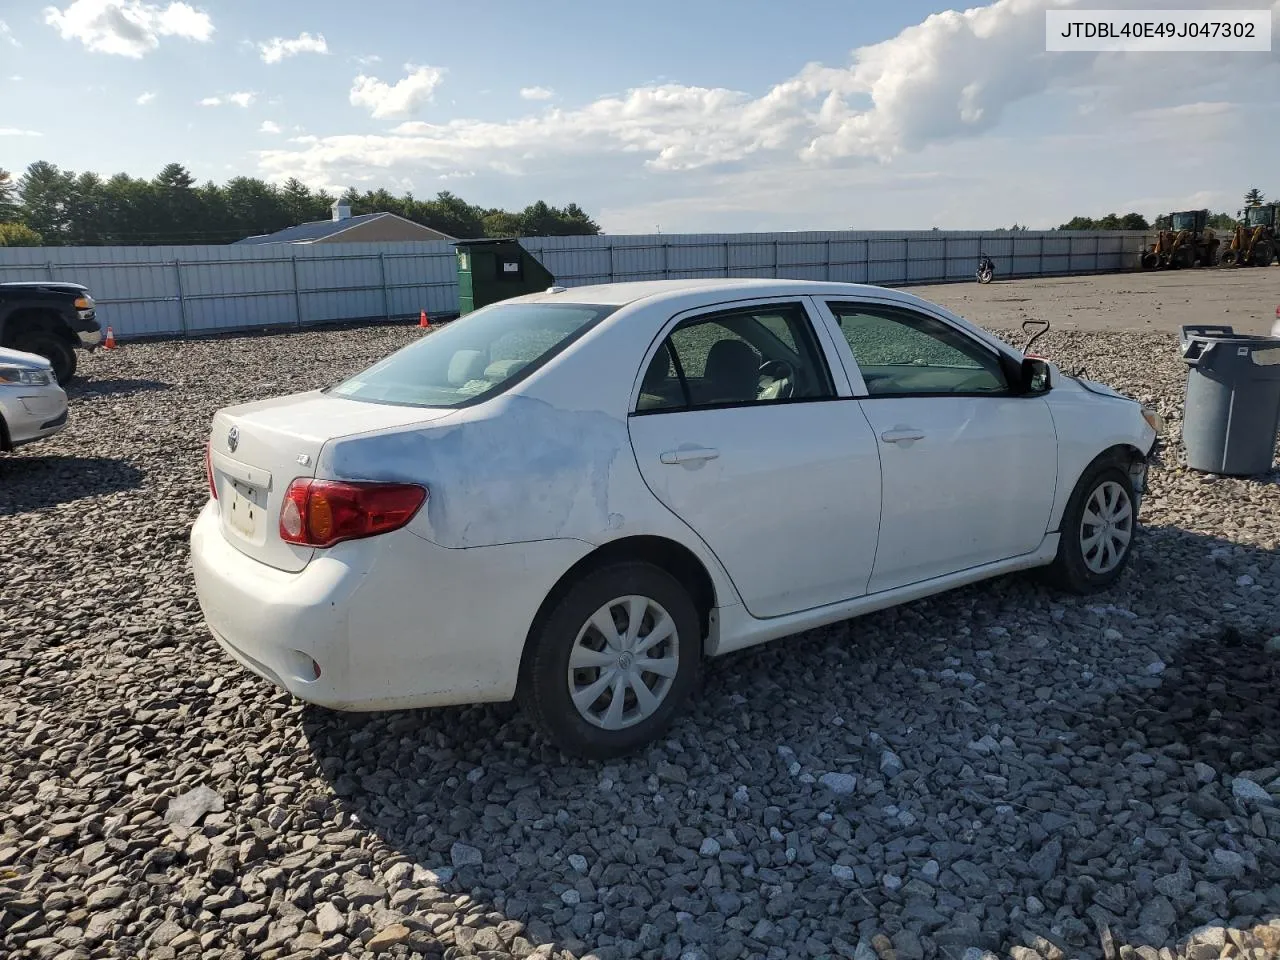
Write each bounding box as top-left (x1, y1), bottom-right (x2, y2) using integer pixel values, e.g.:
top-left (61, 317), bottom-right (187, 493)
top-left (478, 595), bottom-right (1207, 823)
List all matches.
top-left (1040, 463), bottom-right (1137, 594)
top-left (8, 330), bottom-right (76, 384)
top-left (519, 562), bottom-right (702, 759)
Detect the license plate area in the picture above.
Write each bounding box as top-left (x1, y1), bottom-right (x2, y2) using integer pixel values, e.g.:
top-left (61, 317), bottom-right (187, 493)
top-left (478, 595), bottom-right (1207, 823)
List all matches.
top-left (227, 481), bottom-right (266, 541)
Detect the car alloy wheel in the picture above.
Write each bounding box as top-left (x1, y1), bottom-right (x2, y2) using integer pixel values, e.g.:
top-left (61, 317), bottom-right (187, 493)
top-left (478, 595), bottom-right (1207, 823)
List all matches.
top-left (1079, 479), bottom-right (1133, 575)
top-left (568, 595), bottom-right (679, 730)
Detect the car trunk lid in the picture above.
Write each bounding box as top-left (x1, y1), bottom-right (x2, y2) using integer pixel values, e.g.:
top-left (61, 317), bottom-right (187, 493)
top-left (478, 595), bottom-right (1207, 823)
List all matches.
top-left (208, 390), bottom-right (453, 572)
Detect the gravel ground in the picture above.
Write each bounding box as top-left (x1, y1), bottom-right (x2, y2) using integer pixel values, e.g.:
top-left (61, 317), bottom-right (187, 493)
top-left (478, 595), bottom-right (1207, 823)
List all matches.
top-left (901, 268), bottom-right (1280, 335)
top-left (2, 315), bottom-right (1279, 960)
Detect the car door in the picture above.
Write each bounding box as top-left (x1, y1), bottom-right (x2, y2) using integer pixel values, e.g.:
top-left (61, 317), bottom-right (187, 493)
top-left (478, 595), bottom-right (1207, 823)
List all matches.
top-left (627, 298), bottom-right (882, 619)
top-left (815, 298), bottom-right (1058, 594)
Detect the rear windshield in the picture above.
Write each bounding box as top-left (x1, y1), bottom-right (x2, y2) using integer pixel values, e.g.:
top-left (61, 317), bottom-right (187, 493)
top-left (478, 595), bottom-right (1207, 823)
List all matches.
top-left (329, 301), bottom-right (616, 407)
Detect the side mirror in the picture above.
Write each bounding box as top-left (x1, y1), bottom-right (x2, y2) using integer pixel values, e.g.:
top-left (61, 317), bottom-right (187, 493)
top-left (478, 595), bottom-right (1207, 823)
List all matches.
top-left (1021, 357), bottom-right (1051, 394)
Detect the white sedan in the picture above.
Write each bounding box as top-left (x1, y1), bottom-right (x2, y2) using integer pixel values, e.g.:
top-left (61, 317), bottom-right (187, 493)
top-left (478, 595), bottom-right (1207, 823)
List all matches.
top-left (190, 279), bottom-right (1161, 758)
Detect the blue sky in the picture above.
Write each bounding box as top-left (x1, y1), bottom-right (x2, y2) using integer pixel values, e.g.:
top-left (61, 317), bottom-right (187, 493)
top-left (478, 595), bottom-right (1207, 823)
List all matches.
top-left (2, 0), bottom-right (1279, 232)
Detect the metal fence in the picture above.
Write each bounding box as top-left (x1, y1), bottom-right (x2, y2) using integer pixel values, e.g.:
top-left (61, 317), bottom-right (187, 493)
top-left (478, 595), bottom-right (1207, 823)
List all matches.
top-left (0, 230), bottom-right (1151, 340)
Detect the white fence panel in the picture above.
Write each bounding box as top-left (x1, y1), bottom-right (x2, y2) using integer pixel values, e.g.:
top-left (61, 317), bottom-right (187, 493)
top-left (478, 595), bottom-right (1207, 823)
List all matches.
top-left (0, 231), bottom-right (1153, 339)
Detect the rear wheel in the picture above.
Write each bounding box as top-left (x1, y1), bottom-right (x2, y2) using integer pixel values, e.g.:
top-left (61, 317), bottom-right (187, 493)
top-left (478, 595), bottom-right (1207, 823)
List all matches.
top-left (519, 562), bottom-right (702, 759)
top-left (1041, 462), bottom-right (1137, 594)
top-left (1253, 241), bottom-right (1274, 267)
top-left (8, 329), bottom-right (76, 384)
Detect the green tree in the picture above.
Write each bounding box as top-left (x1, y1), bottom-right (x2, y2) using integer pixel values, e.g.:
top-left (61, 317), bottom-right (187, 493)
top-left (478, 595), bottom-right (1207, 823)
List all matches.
top-left (1244, 187), bottom-right (1265, 207)
top-left (222, 177), bottom-right (289, 239)
top-left (482, 209), bottom-right (523, 237)
top-left (1059, 212), bottom-right (1149, 231)
top-left (66, 172), bottom-right (108, 245)
top-left (281, 178), bottom-right (326, 226)
top-left (414, 191), bottom-right (485, 238)
top-left (18, 161), bottom-right (76, 244)
top-left (0, 222), bottom-right (43, 246)
top-left (0, 168), bottom-right (19, 223)
top-left (1057, 216), bottom-right (1096, 230)
top-left (2, 159), bottom-right (601, 245)
top-left (152, 163), bottom-right (206, 243)
top-left (1208, 212), bottom-right (1238, 230)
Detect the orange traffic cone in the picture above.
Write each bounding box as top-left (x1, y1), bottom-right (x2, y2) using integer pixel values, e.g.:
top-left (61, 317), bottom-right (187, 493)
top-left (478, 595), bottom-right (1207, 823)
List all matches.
top-left (104, 326), bottom-right (117, 350)
top-left (419, 310), bottom-right (431, 330)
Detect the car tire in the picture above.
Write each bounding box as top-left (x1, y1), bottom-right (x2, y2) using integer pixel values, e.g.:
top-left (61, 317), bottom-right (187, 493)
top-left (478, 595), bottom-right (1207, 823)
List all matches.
top-left (10, 330), bottom-right (76, 384)
top-left (1041, 461), bottom-right (1137, 595)
top-left (520, 561), bottom-right (702, 759)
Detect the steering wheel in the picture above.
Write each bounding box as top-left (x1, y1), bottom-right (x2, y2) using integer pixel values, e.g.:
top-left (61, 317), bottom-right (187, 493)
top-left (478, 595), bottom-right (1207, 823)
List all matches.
top-left (758, 359), bottom-right (797, 400)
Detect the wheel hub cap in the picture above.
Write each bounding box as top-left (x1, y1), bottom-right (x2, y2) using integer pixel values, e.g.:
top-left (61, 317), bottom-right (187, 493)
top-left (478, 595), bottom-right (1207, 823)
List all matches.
top-left (568, 595), bottom-right (680, 731)
top-left (1080, 480), bottom-right (1134, 575)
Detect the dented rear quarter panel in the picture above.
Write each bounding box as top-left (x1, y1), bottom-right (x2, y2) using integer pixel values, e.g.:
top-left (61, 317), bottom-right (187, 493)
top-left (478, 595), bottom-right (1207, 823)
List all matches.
top-left (315, 297), bottom-right (746, 613)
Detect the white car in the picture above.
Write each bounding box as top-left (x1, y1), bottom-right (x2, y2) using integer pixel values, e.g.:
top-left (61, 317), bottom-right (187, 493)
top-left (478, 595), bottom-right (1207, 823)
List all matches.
top-left (0, 346), bottom-right (68, 452)
top-left (191, 279), bottom-right (1161, 757)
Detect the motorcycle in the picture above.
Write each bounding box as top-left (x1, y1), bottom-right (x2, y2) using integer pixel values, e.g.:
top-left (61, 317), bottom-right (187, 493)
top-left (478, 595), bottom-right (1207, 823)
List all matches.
top-left (976, 253), bottom-right (995, 284)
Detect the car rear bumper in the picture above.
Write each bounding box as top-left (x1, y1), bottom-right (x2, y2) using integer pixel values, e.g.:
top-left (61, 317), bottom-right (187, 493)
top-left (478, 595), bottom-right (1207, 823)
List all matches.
top-left (188, 500), bottom-right (591, 711)
top-left (0, 385), bottom-right (69, 448)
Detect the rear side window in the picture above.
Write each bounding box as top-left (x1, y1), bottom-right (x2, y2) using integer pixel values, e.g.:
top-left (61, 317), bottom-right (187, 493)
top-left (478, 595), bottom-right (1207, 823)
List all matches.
top-left (636, 303), bottom-right (834, 413)
top-left (329, 302), bottom-right (616, 407)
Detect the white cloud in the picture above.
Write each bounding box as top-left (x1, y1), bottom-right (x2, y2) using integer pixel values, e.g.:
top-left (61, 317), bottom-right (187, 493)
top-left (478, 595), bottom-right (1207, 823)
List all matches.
top-left (200, 91), bottom-right (256, 108)
top-left (1, 20), bottom-right (19, 47)
top-left (259, 0), bottom-right (1280, 227)
top-left (520, 86), bottom-right (553, 101)
top-left (0, 128), bottom-right (43, 137)
top-left (259, 120), bottom-right (281, 134)
top-left (352, 53), bottom-right (380, 66)
top-left (136, 90), bottom-right (155, 105)
top-left (349, 64), bottom-right (445, 118)
top-left (258, 31), bottom-right (327, 64)
top-left (44, 0), bottom-right (213, 58)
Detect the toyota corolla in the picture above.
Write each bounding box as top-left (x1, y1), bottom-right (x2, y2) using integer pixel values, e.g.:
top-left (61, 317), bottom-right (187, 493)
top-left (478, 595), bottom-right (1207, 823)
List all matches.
top-left (190, 279), bottom-right (1160, 758)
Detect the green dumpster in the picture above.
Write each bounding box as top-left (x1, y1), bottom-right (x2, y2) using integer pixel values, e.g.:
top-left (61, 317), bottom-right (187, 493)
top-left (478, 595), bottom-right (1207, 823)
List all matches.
top-left (455, 238), bottom-right (556, 315)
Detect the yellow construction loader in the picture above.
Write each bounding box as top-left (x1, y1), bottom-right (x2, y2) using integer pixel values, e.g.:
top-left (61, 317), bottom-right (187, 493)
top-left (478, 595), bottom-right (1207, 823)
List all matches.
top-left (1220, 204), bottom-right (1277, 267)
top-left (1140, 210), bottom-right (1220, 269)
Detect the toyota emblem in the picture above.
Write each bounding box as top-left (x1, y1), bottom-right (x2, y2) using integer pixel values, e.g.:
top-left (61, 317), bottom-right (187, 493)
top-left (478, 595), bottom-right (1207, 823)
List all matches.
top-left (227, 425), bottom-right (239, 453)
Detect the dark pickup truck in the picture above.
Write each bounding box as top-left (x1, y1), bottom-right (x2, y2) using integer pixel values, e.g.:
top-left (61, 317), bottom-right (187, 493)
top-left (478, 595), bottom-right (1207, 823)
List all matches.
top-left (0, 281), bottom-right (103, 383)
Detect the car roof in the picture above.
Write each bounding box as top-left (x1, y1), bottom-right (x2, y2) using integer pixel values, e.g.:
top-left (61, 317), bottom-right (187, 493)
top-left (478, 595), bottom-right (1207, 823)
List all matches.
top-left (507, 277), bottom-right (1019, 361)
top-left (512, 278), bottom-right (918, 308)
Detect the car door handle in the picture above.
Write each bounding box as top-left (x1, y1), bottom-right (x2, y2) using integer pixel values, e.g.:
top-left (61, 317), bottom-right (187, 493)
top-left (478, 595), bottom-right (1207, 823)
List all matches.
top-left (660, 447), bottom-right (720, 465)
top-left (880, 428), bottom-right (926, 444)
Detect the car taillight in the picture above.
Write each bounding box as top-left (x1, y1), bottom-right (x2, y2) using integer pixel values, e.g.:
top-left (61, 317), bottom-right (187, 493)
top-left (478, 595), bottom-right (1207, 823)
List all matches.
top-left (278, 479), bottom-right (426, 548)
top-left (206, 441), bottom-right (218, 501)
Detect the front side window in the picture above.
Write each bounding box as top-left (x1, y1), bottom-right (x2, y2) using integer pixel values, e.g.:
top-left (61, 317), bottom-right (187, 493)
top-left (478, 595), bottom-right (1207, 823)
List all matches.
top-left (635, 303), bottom-right (834, 413)
top-left (827, 302), bottom-right (1008, 397)
top-left (329, 301), bottom-right (615, 407)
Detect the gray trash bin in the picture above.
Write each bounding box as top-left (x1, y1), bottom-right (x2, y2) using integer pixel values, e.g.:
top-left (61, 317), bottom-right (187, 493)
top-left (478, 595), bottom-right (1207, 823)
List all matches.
top-left (1180, 324), bottom-right (1280, 476)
